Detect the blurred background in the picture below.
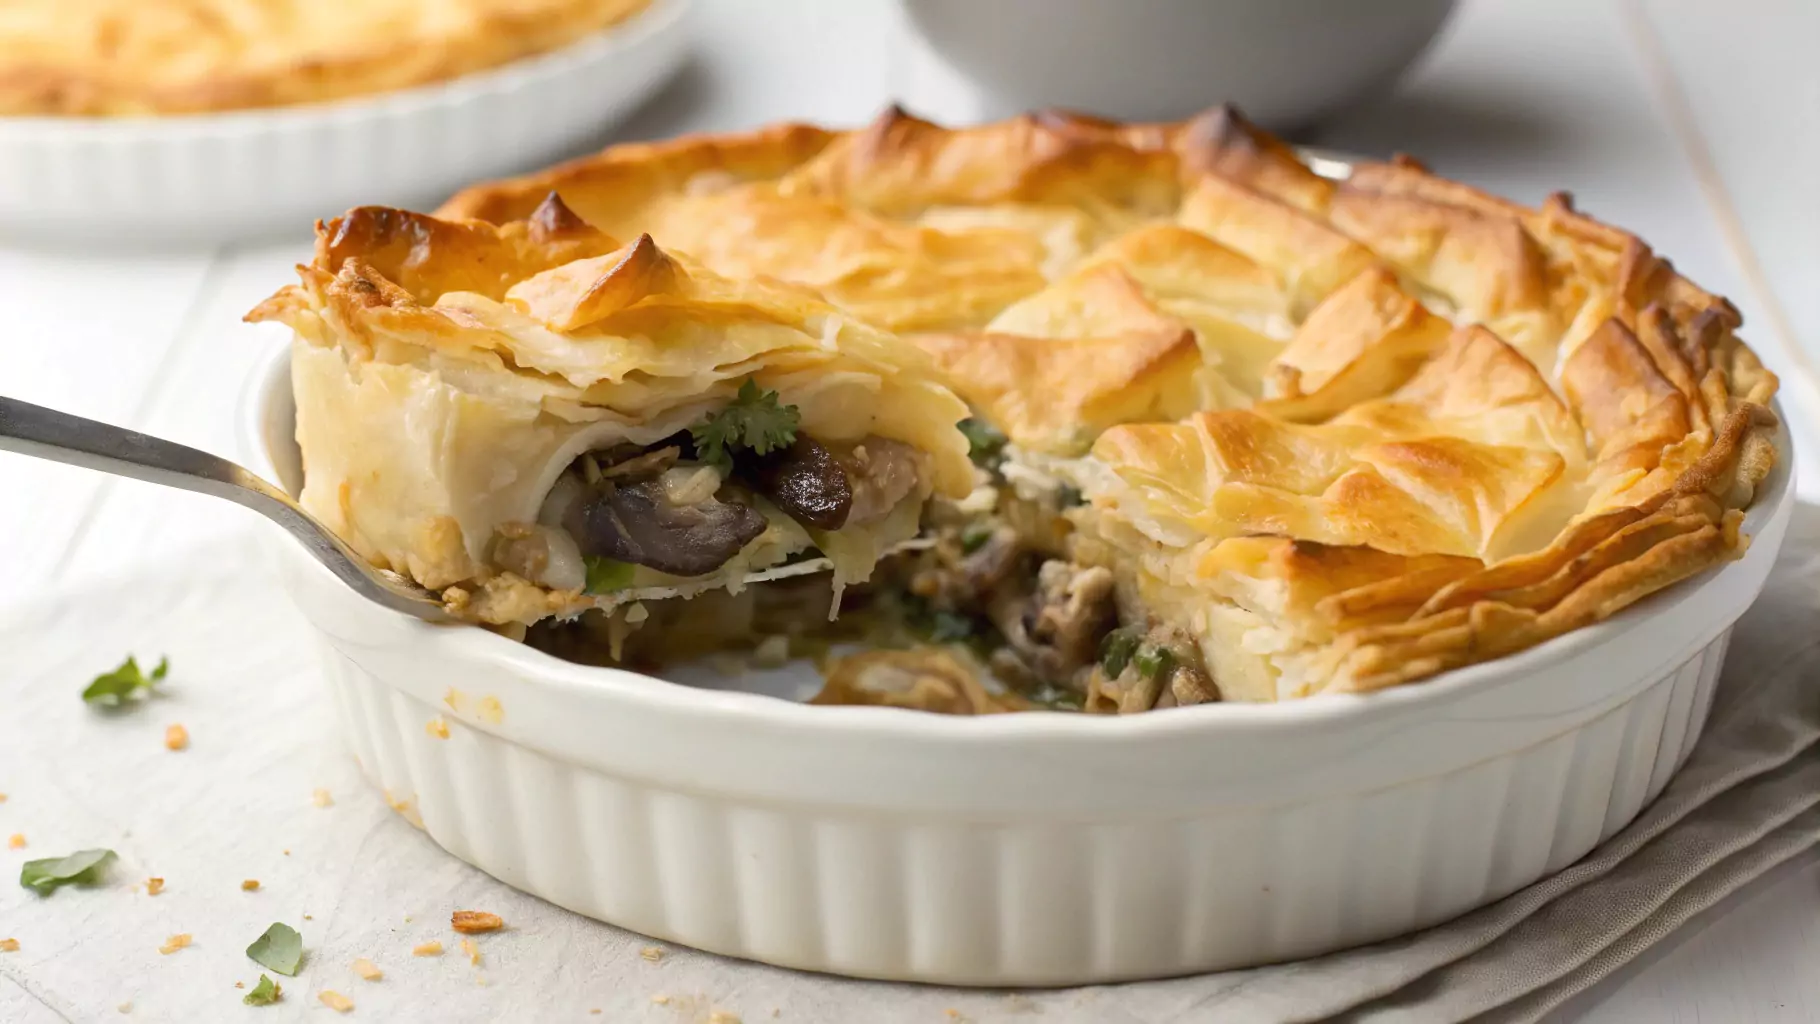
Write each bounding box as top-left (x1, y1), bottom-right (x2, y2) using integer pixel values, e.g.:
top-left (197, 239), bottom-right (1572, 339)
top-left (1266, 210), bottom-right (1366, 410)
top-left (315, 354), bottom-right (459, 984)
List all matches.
top-left (1, 1), bottom-right (1816, 1020)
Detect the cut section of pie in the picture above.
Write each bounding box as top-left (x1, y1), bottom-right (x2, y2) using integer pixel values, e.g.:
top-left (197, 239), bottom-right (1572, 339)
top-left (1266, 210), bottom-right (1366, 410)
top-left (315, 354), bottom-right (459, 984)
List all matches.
top-left (248, 196), bottom-right (973, 630)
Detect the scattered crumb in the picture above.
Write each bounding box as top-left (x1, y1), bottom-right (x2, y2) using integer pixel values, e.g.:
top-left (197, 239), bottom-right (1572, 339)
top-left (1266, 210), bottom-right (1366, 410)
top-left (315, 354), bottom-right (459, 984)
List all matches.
top-left (283, 850), bottom-right (291, 856)
top-left (640, 946), bottom-right (665, 963)
top-left (476, 696), bottom-right (505, 724)
top-left (352, 957), bottom-right (382, 981)
top-left (451, 910), bottom-right (504, 934)
top-left (0, 792), bottom-right (8, 802)
top-left (650, 995), bottom-right (670, 1006)
top-left (459, 938), bottom-right (481, 966)
top-left (164, 724), bottom-right (189, 751)
top-left (443, 687), bottom-right (465, 711)
top-left (0, 939), bottom-right (19, 953)
top-left (318, 990), bottom-right (354, 1013)
top-left (412, 941), bottom-right (443, 957)
top-left (476, 975), bottom-right (490, 987)
top-left (303, 914), bottom-right (313, 921)
top-left (403, 915), bottom-right (412, 923)
top-left (425, 716), bottom-right (450, 739)
top-left (312, 789), bottom-right (334, 808)
top-left (709, 1010), bottom-right (741, 1024)
top-left (158, 934), bottom-right (192, 955)
top-left (146, 877), bottom-right (165, 896)
top-left (241, 879), bottom-right (260, 892)
top-left (7, 833), bottom-right (24, 849)
top-left (235, 982), bottom-right (245, 989)
top-left (117, 1001), bottom-right (131, 1013)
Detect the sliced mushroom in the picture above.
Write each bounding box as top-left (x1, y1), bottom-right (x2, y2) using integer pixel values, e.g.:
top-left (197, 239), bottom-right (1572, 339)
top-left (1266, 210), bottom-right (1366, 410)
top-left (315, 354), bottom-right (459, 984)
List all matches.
top-left (565, 479), bottom-right (767, 577)
top-left (752, 437), bottom-right (852, 531)
top-left (828, 437), bottom-right (923, 527)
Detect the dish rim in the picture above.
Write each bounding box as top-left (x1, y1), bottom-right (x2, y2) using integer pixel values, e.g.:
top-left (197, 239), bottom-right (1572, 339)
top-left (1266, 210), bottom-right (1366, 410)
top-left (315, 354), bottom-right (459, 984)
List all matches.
top-left (0, 0), bottom-right (685, 138)
top-left (239, 332), bottom-right (1794, 744)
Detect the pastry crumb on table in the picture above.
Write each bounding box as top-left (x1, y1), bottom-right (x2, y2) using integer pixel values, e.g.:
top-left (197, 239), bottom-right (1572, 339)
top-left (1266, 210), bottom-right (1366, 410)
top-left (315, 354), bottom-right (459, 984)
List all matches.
top-left (451, 910), bottom-right (504, 934)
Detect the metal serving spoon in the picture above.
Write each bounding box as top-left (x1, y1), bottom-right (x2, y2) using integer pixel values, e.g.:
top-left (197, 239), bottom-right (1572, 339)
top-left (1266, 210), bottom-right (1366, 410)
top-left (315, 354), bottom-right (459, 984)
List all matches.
top-left (0, 395), bottom-right (455, 622)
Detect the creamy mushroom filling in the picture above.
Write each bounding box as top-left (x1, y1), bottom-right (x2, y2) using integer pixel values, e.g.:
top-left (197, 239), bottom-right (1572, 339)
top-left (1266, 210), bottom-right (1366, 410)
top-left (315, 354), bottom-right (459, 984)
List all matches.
top-left (798, 416), bottom-right (1221, 713)
top-left (503, 429), bottom-right (930, 598)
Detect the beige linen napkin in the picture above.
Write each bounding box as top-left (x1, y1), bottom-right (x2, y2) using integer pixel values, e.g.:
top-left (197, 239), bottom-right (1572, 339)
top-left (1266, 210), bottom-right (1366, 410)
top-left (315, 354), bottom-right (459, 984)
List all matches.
top-left (1, 511), bottom-right (1816, 1023)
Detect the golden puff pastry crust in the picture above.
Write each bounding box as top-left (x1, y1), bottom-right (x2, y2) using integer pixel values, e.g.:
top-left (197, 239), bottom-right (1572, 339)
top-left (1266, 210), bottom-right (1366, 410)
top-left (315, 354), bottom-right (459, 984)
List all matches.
top-left (443, 104), bottom-right (1776, 705)
top-left (0, 0), bottom-right (650, 116)
top-left (249, 196), bottom-right (973, 626)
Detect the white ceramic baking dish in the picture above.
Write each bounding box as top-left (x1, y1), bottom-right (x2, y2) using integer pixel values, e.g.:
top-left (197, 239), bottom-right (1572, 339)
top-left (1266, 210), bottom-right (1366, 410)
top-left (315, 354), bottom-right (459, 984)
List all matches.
top-left (238, 340), bottom-right (1794, 986)
top-left (0, 0), bottom-right (691, 248)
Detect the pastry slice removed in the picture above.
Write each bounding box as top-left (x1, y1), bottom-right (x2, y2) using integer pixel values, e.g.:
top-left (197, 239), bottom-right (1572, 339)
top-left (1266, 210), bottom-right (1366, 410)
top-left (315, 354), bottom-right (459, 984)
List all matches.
top-left (248, 198), bottom-right (973, 629)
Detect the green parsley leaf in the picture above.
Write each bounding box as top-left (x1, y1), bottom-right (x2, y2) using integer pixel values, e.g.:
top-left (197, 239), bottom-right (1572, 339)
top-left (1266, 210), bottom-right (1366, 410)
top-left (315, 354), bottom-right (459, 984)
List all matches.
top-left (958, 522), bottom-right (996, 554)
top-left (689, 378), bottom-right (800, 472)
top-left (583, 556), bottom-right (635, 594)
top-left (243, 975), bottom-right (282, 1006)
top-left (81, 655), bottom-right (168, 708)
top-left (1133, 644), bottom-right (1176, 682)
top-left (20, 848), bottom-right (116, 895)
top-left (957, 418), bottom-right (1007, 472)
top-left (1099, 628), bottom-right (1142, 679)
top-left (245, 923), bottom-right (303, 977)
top-left (1055, 484), bottom-right (1085, 509)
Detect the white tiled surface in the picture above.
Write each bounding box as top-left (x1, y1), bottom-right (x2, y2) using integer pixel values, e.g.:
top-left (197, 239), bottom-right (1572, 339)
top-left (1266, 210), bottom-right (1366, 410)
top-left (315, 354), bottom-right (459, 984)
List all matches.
top-left (2, 1), bottom-right (1815, 1020)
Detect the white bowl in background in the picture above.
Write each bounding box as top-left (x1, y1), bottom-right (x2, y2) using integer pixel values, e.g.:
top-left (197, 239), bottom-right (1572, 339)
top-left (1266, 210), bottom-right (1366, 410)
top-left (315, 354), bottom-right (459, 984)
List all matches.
top-left (900, 0), bottom-right (1458, 128)
top-left (238, 332), bottom-right (1791, 984)
top-left (0, 0), bottom-right (692, 249)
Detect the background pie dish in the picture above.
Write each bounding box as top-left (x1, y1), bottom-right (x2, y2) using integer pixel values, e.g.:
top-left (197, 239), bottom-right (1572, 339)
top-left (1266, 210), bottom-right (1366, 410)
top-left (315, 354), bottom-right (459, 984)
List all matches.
top-left (0, 0), bottom-right (691, 244)
top-left (419, 105), bottom-right (1780, 710)
top-left (0, 0), bottom-right (651, 116)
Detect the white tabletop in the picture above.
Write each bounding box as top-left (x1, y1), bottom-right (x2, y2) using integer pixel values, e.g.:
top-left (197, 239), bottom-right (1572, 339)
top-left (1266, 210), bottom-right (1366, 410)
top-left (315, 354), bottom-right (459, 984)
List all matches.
top-left (2, 1), bottom-right (1815, 1020)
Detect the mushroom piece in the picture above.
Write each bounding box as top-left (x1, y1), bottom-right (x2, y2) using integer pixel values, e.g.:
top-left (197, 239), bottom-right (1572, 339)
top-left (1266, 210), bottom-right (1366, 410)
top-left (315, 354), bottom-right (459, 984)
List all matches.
top-left (752, 437), bottom-right (853, 531)
top-left (986, 559), bottom-right (1118, 691)
top-left (828, 437), bottom-right (923, 527)
top-left (565, 479), bottom-right (768, 577)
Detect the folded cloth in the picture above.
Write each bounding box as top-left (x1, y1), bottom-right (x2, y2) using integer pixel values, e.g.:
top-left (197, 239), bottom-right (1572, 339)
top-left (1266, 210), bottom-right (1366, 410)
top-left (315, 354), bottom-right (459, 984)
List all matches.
top-left (2, 509), bottom-right (1815, 1024)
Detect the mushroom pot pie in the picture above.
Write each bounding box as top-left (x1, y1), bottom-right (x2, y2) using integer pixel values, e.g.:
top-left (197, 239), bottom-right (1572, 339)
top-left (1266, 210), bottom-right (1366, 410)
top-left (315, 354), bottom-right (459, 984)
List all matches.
top-left (248, 200), bottom-right (974, 633)
top-left (423, 104), bottom-right (1780, 712)
top-left (0, 0), bottom-right (650, 116)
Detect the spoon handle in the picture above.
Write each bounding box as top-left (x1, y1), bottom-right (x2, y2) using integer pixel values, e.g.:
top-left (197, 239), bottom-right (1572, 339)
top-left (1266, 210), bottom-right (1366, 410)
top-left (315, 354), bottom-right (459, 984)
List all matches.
top-left (0, 394), bottom-right (450, 621)
top-left (0, 394), bottom-right (294, 515)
